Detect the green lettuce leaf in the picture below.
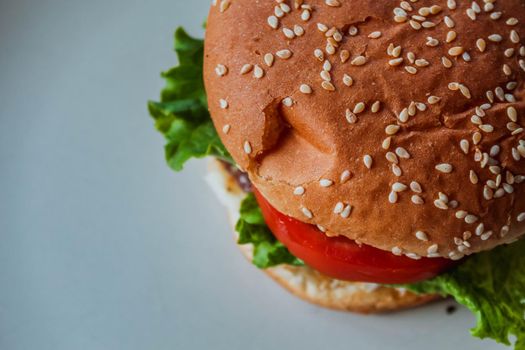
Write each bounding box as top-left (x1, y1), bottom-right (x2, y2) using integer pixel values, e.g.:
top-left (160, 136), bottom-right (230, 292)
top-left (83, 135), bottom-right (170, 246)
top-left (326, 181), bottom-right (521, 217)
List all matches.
top-left (148, 27), bottom-right (232, 171)
top-left (405, 239), bottom-right (525, 349)
top-left (236, 193), bottom-right (303, 268)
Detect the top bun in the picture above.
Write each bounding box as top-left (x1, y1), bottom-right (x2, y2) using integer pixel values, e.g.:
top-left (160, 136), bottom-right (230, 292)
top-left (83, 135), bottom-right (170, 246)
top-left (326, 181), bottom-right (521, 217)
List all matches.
top-left (203, 0), bottom-right (525, 260)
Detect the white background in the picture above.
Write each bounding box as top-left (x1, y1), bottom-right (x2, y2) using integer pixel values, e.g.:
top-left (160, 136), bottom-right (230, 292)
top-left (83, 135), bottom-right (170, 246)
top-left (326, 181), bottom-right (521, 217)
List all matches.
top-left (0, 1), bottom-right (507, 349)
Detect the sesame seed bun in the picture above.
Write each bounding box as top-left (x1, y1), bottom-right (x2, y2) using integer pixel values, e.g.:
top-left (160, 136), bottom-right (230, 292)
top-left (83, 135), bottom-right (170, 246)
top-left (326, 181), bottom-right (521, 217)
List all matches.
top-left (206, 159), bottom-right (439, 313)
top-left (204, 0), bottom-right (525, 260)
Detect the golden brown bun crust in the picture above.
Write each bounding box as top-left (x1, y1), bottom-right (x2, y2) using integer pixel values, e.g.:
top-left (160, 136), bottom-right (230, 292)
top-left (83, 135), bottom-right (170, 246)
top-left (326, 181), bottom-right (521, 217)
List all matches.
top-left (207, 159), bottom-right (439, 313)
top-left (204, 0), bottom-right (525, 260)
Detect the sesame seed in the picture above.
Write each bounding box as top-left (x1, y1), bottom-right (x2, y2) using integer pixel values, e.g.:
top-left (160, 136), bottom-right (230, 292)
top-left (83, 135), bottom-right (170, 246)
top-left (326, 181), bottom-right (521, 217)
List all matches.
top-left (392, 164), bottom-right (402, 177)
top-left (395, 147), bottom-right (410, 159)
top-left (392, 182), bottom-right (408, 192)
top-left (398, 108), bottom-right (409, 123)
top-left (507, 107), bottom-right (518, 122)
top-left (282, 27), bottom-right (295, 39)
top-left (353, 102), bottom-right (366, 114)
top-left (406, 253), bottom-right (421, 260)
top-left (294, 25), bottom-right (305, 37)
top-left (267, 16), bottom-right (279, 29)
top-left (323, 60), bottom-right (332, 71)
top-left (426, 37), bottom-right (439, 46)
top-left (275, 49), bottom-right (293, 60)
top-left (219, 0), bottom-right (230, 12)
top-left (442, 56), bottom-right (453, 68)
top-left (240, 64), bottom-right (253, 75)
top-left (456, 211), bottom-right (468, 219)
top-left (317, 23), bottom-right (328, 32)
top-left (253, 65), bottom-right (264, 79)
top-left (301, 207), bottom-right (313, 219)
top-left (386, 152), bottom-right (399, 164)
top-left (448, 46), bottom-right (463, 56)
top-left (501, 226), bottom-right (510, 237)
top-left (427, 244), bottom-right (439, 255)
top-left (444, 16), bottom-right (455, 28)
top-left (274, 5), bottom-right (284, 18)
top-left (368, 31), bottom-right (382, 39)
top-left (371, 101), bottom-right (381, 113)
top-left (219, 99), bottom-right (229, 109)
top-left (389, 191), bottom-right (398, 204)
top-left (282, 97), bottom-right (293, 107)
top-left (382, 137), bottom-right (392, 150)
top-left (412, 195), bottom-right (424, 205)
top-left (334, 202), bottom-right (344, 214)
top-left (405, 66), bottom-right (417, 74)
top-left (460, 139), bottom-right (470, 154)
top-left (392, 46), bottom-right (402, 57)
top-left (314, 49), bottom-right (324, 61)
top-left (481, 231), bottom-right (493, 241)
top-left (415, 59), bottom-right (429, 67)
top-left (518, 212), bottom-right (525, 222)
top-left (476, 39), bottom-right (487, 52)
top-left (340, 205), bottom-right (352, 218)
top-left (427, 96), bottom-right (441, 104)
top-left (466, 8), bottom-right (476, 20)
top-left (321, 81), bottom-right (335, 91)
top-left (409, 20), bottom-right (421, 30)
top-left (434, 200), bottom-right (448, 210)
top-left (475, 223), bottom-right (485, 236)
top-left (279, 3), bottom-right (290, 13)
top-left (507, 18), bottom-right (519, 26)
top-left (410, 181), bottom-right (422, 193)
top-left (243, 141), bottom-right (252, 154)
top-left (479, 124), bottom-right (494, 133)
top-left (348, 26), bottom-right (358, 36)
top-left (340, 50), bottom-right (350, 63)
top-left (483, 186), bottom-right (494, 201)
top-left (222, 124), bottom-right (231, 134)
top-left (488, 34), bottom-right (503, 42)
top-left (465, 215), bottom-right (478, 224)
top-left (392, 247), bottom-right (403, 256)
top-left (447, 82), bottom-right (459, 91)
top-left (342, 74), bottom-right (353, 87)
top-left (389, 58), bottom-right (404, 66)
top-left (459, 84), bottom-right (472, 99)
top-left (301, 10), bottom-right (311, 21)
top-left (469, 170), bottom-right (479, 184)
top-left (435, 163), bottom-right (453, 173)
top-left (299, 84), bottom-right (312, 94)
top-left (385, 124), bottom-right (401, 135)
top-left (363, 155), bottom-right (373, 169)
top-left (319, 179), bottom-right (333, 187)
top-left (215, 64), bottom-right (228, 77)
top-left (415, 231), bottom-right (429, 241)
top-left (325, 0), bottom-right (341, 7)
top-left (340, 170), bottom-right (351, 183)
top-left (293, 186), bottom-right (305, 196)
top-left (351, 56), bottom-right (367, 66)
top-left (264, 53), bottom-right (274, 67)
top-left (345, 109), bottom-right (357, 124)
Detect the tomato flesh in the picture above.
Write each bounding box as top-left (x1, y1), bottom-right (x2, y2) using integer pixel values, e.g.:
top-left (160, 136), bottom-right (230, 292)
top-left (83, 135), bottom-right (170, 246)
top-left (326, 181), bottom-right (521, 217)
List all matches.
top-left (254, 189), bottom-right (458, 284)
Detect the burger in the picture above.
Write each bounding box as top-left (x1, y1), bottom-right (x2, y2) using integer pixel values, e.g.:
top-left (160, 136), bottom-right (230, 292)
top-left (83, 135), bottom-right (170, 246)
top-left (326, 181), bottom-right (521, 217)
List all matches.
top-left (148, 0), bottom-right (525, 348)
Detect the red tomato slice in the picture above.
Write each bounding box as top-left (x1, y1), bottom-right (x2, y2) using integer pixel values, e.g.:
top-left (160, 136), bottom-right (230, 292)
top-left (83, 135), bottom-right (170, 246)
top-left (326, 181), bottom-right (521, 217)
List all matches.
top-left (254, 189), bottom-right (458, 284)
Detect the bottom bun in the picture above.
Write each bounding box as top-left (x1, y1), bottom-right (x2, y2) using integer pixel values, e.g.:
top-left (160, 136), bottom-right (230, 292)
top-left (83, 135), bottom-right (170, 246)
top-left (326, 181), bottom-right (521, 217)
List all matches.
top-left (205, 159), bottom-right (440, 314)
